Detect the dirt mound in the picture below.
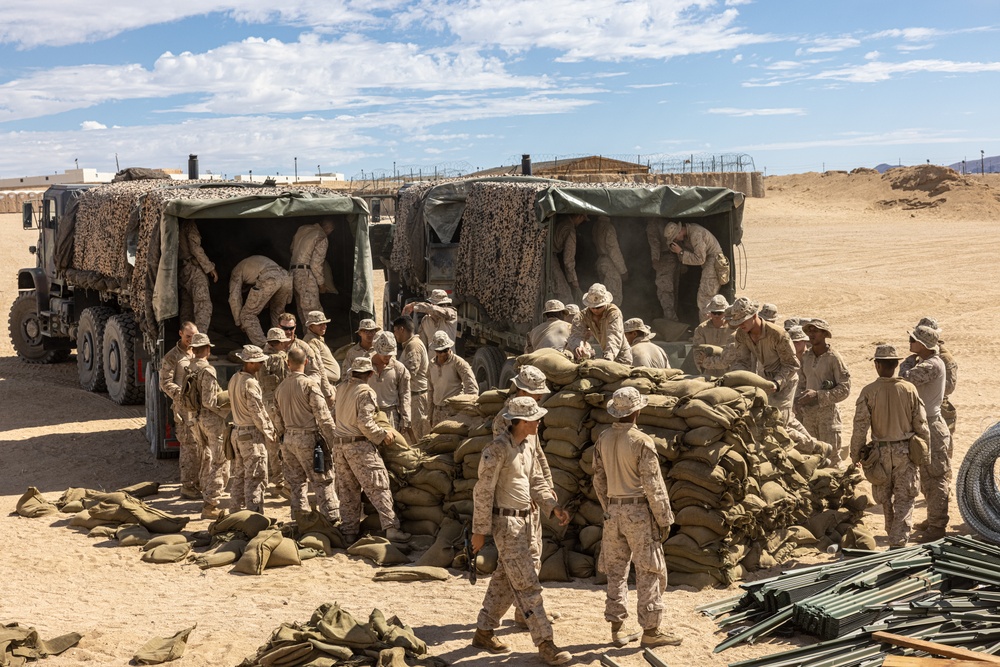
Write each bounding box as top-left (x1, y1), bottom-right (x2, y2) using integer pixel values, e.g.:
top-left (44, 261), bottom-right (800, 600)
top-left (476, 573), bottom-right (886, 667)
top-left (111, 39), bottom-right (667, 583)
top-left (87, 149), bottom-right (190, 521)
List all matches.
top-left (882, 165), bottom-right (964, 197)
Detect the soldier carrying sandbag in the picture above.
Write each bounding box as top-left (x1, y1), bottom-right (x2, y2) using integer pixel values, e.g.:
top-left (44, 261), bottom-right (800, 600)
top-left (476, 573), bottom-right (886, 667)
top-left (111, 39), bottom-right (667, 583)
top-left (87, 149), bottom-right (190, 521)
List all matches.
top-left (525, 300), bottom-right (573, 354)
top-left (228, 255), bottom-right (293, 347)
top-left (427, 331), bottom-right (478, 424)
top-left (623, 318), bottom-right (670, 369)
top-left (567, 283), bottom-right (632, 364)
top-left (228, 345), bottom-right (278, 515)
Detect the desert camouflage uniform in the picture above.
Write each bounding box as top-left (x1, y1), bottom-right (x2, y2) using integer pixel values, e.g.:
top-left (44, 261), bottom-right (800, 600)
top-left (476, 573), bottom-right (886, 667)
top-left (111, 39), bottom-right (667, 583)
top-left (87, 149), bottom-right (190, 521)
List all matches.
top-left (178, 221), bottom-right (214, 333)
top-left (900, 353), bottom-right (952, 532)
top-left (159, 344), bottom-right (200, 492)
top-left (567, 303), bottom-right (633, 364)
top-left (593, 422), bottom-right (673, 629)
top-left (428, 351), bottom-right (478, 424)
top-left (341, 343), bottom-right (374, 383)
top-left (676, 223), bottom-right (724, 321)
top-left (289, 224), bottom-right (330, 325)
top-left (412, 302), bottom-right (458, 351)
top-left (196, 362), bottom-right (231, 508)
top-left (228, 370), bottom-right (277, 513)
top-left (273, 371), bottom-right (340, 522)
top-left (332, 378), bottom-right (400, 536)
top-left (594, 218), bottom-right (628, 305)
top-left (799, 346), bottom-right (852, 463)
top-left (174, 357), bottom-right (209, 494)
top-left (525, 318), bottom-right (572, 354)
top-left (303, 330), bottom-right (342, 386)
top-left (647, 221), bottom-right (680, 321)
top-left (474, 431), bottom-right (559, 647)
top-left (630, 340), bottom-right (670, 369)
top-left (549, 217), bottom-right (580, 305)
top-left (257, 348), bottom-right (289, 488)
top-left (851, 376), bottom-right (929, 546)
top-left (228, 256), bottom-right (293, 347)
top-left (692, 319), bottom-right (733, 374)
top-left (939, 344), bottom-right (958, 434)
top-left (371, 357), bottom-right (412, 430)
top-left (399, 334), bottom-right (430, 439)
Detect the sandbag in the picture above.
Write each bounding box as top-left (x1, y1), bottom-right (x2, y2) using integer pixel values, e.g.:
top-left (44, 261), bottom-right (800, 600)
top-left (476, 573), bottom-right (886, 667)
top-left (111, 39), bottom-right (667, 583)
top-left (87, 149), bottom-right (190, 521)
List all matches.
top-left (395, 486), bottom-right (442, 507)
top-left (420, 454), bottom-right (460, 474)
top-left (683, 426), bottom-right (726, 447)
top-left (453, 435), bottom-right (492, 464)
top-left (121, 496), bottom-right (189, 534)
top-left (298, 533), bottom-right (334, 556)
top-left (543, 406), bottom-right (590, 430)
top-left (567, 551), bottom-right (595, 578)
top-left (674, 399), bottom-right (730, 428)
top-left (69, 509), bottom-right (115, 530)
top-left (56, 487), bottom-right (89, 508)
top-left (542, 426), bottom-right (589, 448)
top-left (16, 487), bottom-right (59, 518)
top-left (474, 542), bottom-right (499, 575)
top-left (544, 439), bottom-right (582, 459)
top-left (133, 625), bottom-right (196, 664)
top-left (546, 453), bottom-right (584, 478)
top-left (265, 538), bottom-right (302, 568)
top-left (88, 500), bottom-right (136, 523)
top-left (401, 520), bottom-right (440, 536)
top-left (477, 389), bottom-right (507, 406)
top-left (637, 414), bottom-right (690, 431)
top-left (88, 525), bottom-right (118, 539)
top-left (443, 500), bottom-right (474, 517)
top-left (517, 349), bottom-right (579, 386)
top-left (414, 517), bottom-right (463, 567)
top-left (578, 359), bottom-right (632, 383)
top-left (692, 386), bottom-right (744, 406)
top-left (400, 505), bottom-right (445, 524)
top-left (539, 548), bottom-right (570, 582)
top-left (657, 378), bottom-right (715, 397)
top-left (543, 390), bottom-right (587, 409)
top-left (667, 460), bottom-right (727, 493)
top-left (118, 481), bottom-right (160, 498)
top-left (117, 523), bottom-right (152, 546)
top-left (233, 529), bottom-right (284, 575)
top-left (720, 370), bottom-right (775, 390)
top-left (677, 440), bottom-right (729, 467)
top-left (563, 377), bottom-right (604, 392)
top-left (631, 366), bottom-right (684, 382)
top-left (675, 506), bottom-right (728, 535)
top-left (418, 433), bottom-right (462, 455)
top-left (443, 394), bottom-right (481, 416)
top-left (347, 536), bottom-right (410, 565)
top-left (431, 418), bottom-right (473, 436)
top-left (142, 534), bottom-right (188, 551)
top-left (578, 525), bottom-right (603, 554)
top-left (550, 468), bottom-right (579, 494)
top-left (679, 525), bottom-right (726, 548)
top-left (667, 571), bottom-right (719, 590)
top-left (140, 542), bottom-right (192, 564)
top-left (195, 539), bottom-right (248, 569)
top-left (314, 603), bottom-right (379, 649)
top-left (406, 469), bottom-right (452, 498)
top-left (602, 377), bottom-right (658, 393)
top-left (373, 566), bottom-right (451, 582)
top-left (576, 501), bottom-right (605, 526)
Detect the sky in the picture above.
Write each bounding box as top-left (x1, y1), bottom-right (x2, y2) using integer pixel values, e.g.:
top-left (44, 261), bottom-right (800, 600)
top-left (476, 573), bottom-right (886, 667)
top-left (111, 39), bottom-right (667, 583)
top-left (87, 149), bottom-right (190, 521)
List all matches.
top-left (1, 1), bottom-right (998, 179)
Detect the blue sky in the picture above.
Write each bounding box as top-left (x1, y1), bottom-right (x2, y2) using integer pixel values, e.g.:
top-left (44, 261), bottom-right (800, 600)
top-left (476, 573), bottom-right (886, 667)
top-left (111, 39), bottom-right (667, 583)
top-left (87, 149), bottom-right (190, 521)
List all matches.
top-left (1, 1), bottom-right (998, 179)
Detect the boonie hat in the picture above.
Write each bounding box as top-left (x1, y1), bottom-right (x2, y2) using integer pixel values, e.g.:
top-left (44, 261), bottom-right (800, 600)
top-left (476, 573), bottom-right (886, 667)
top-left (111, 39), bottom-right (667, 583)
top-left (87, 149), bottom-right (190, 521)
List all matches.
top-left (350, 356), bottom-right (375, 374)
top-left (357, 318), bottom-right (380, 332)
top-left (783, 317), bottom-right (805, 330)
top-left (305, 310), bottom-right (330, 326)
top-left (236, 345), bottom-right (268, 363)
top-left (725, 297), bottom-right (759, 327)
top-left (372, 330), bottom-right (397, 356)
top-left (623, 317), bottom-right (655, 340)
top-left (707, 295), bottom-right (730, 313)
top-left (428, 289), bottom-right (452, 306)
top-left (266, 327), bottom-right (290, 343)
top-left (759, 303), bottom-right (778, 322)
top-left (565, 304), bottom-right (581, 318)
top-left (917, 317), bottom-right (942, 333)
top-left (501, 396), bottom-right (547, 422)
top-left (582, 283), bottom-right (614, 309)
top-left (871, 344), bottom-right (903, 361)
top-left (607, 387), bottom-right (649, 419)
top-left (909, 325), bottom-right (940, 352)
top-left (543, 299), bottom-right (568, 315)
top-left (662, 222), bottom-right (682, 245)
top-left (431, 331), bottom-right (455, 351)
top-left (787, 325), bottom-right (808, 342)
top-left (190, 333), bottom-right (214, 348)
top-left (512, 365), bottom-right (549, 395)
top-left (804, 318), bottom-right (832, 336)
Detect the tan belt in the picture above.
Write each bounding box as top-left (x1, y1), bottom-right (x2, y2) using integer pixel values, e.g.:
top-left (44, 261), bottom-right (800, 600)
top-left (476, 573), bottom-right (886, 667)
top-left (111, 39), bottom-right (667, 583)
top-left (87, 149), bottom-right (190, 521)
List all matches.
top-left (493, 507), bottom-right (530, 518)
top-left (331, 435), bottom-right (367, 444)
top-left (284, 427), bottom-right (315, 435)
top-left (874, 440), bottom-right (908, 447)
top-left (608, 496), bottom-right (647, 505)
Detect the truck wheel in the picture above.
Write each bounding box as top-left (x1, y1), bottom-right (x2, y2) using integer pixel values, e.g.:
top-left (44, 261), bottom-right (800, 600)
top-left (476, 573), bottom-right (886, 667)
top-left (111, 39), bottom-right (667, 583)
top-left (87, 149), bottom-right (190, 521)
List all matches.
top-left (104, 312), bottom-right (144, 405)
top-left (472, 345), bottom-right (507, 393)
top-left (77, 306), bottom-right (115, 392)
top-left (498, 358), bottom-right (518, 389)
top-left (145, 368), bottom-right (176, 459)
top-left (8, 292), bottom-right (67, 364)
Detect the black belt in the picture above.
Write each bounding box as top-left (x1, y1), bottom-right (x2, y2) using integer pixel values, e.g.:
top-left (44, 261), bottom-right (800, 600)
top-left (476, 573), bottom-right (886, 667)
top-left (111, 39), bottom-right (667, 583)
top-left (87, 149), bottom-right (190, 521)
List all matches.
top-left (493, 507), bottom-right (530, 518)
top-left (608, 497), bottom-right (647, 505)
top-left (874, 440), bottom-right (908, 446)
top-left (290, 264), bottom-right (310, 270)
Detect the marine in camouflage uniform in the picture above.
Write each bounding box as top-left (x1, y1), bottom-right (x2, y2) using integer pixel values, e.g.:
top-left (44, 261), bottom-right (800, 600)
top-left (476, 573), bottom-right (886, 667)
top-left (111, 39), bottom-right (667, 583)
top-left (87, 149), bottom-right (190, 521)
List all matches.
top-left (471, 397), bottom-right (572, 665)
top-left (525, 300), bottom-right (572, 354)
top-left (289, 220), bottom-right (336, 326)
top-left (228, 255), bottom-right (293, 347)
top-left (370, 331), bottom-right (412, 431)
top-left (692, 295), bottom-right (732, 374)
top-left (796, 319), bottom-right (852, 464)
top-left (647, 220), bottom-right (680, 321)
top-left (918, 317), bottom-right (958, 434)
top-left (178, 220), bottom-right (218, 333)
top-left (623, 318), bottom-right (671, 369)
top-left (567, 283), bottom-right (633, 364)
top-left (302, 310), bottom-right (342, 386)
top-left (404, 289), bottom-right (458, 351)
top-left (277, 313), bottom-right (336, 406)
top-left (332, 356), bottom-right (408, 543)
top-left (664, 221), bottom-right (725, 321)
top-left (193, 334), bottom-right (231, 519)
top-left (159, 321), bottom-right (200, 499)
top-left (427, 331), bottom-right (478, 424)
top-left (228, 345), bottom-right (277, 514)
top-left (394, 316), bottom-right (430, 440)
top-left (549, 214), bottom-right (585, 306)
top-left (900, 325), bottom-right (952, 541)
top-left (594, 388), bottom-right (682, 648)
top-left (341, 319), bottom-right (379, 384)
top-left (851, 344), bottom-right (930, 547)
top-left (273, 346), bottom-right (341, 523)
top-left (593, 216), bottom-right (628, 305)
top-left (260, 327), bottom-right (293, 494)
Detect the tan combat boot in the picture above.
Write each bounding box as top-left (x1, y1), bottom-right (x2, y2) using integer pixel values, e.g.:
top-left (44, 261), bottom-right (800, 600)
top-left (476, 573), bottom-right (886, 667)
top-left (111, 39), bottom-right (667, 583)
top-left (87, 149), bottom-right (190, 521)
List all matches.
top-left (471, 629), bottom-right (509, 653)
top-left (537, 640), bottom-right (571, 665)
top-left (201, 504), bottom-right (223, 520)
top-left (514, 609), bottom-right (561, 629)
top-left (641, 628), bottom-right (683, 647)
top-left (611, 621), bottom-right (641, 647)
top-left (386, 527), bottom-right (411, 542)
top-left (180, 485), bottom-right (201, 500)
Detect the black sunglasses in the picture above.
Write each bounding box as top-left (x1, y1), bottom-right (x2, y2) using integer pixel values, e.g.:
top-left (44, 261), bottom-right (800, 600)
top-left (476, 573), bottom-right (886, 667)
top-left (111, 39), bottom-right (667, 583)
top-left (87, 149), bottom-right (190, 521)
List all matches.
top-left (281, 325), bottom-right (296, 331)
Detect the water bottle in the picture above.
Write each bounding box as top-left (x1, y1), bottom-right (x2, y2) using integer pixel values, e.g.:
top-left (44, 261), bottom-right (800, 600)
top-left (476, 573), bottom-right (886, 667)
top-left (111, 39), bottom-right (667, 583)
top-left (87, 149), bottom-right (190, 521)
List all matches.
top-left (313, 440), bottom-right (325, 473)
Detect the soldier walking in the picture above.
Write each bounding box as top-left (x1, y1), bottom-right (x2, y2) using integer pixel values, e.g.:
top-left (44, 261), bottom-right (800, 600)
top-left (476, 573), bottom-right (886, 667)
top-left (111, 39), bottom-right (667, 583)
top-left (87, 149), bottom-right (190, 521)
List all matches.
top-left (228, 345), bottom-right (277, 514)
top-left (594, 387), bottom-right (682, 648)
top-left (393, 317), bottom-right (430, 440)
top-left (404, 289), bottom-right (458, 351)
top-left (273, 346), bottom-right (341, 524)
top-left (623, 318), bottom-right (670, 369)
top-left (159, 321), bottom-right (201, 500)
top-left (796, 319), bottom-right (851, 464)
top-left (302, 310), bottom-right (342, 386)
top-left (427, 331), bottom-right (478, 424)
top-left (289, 219), bottom-right (337, 325)
top-left (568, 283), bottom-right (632, 364)
top-left (332, 356), bottom-right (409, 544)
top-left (178, 220), bottom-right (218, 333)
top-left (900, 325), bottom-right (952, 541)
top-left (851, 344), bottom-right (929, 548)
top-left (471, 396), bottom-right (572, 665)
top-left (342, 319), bottom-right (380, 378)
top-left (525, 300), bottom-right (572, 354)
top-left (370, 331), bottom-right (412, 432)
top-left (228, 255), bottom-right (293, 347)
top-left (692, 295), bottom-right (732, 374)
top-left (593, 216), bottom-right (628, 305)
top-left (192, 334), bottom-right (231, 520)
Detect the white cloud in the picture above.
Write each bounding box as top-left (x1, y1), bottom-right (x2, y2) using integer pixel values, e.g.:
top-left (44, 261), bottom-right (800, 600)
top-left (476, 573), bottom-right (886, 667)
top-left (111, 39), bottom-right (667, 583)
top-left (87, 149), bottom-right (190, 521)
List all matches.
top-left (80, 121), bottom-right (107, 131)
top-left (896, 43), bottom-right (934, 53)
top-left (864, 51), bottom-right (880, 60)
top-left (627, 82), bottom-right (675, 89)
top-left (813, 59), bottom-right (1000, 84)
top-left (707, 107), bottom-right (805, 117)
top-left (803, 36), bottom-right (861, 53)
top-left (732, 54), bottom-right (743, 63)
top-left (766, 60), bottom-right (805, 71)
top-left (738, 128), bottom-right (997, 152)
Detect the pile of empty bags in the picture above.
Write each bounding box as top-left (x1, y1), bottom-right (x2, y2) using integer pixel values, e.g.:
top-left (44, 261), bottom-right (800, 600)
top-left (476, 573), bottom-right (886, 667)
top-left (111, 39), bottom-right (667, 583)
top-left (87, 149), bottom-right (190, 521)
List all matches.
top-left (400, 348), bottom-right (871, 589)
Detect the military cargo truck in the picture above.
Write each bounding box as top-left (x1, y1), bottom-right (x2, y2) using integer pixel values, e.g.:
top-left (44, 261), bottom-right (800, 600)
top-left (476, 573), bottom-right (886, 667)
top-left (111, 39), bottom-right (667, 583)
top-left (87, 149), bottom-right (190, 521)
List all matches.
top-left (11, 179), bottom-right (377, 458)
top-left (382, 178), bottom-right (744, 388)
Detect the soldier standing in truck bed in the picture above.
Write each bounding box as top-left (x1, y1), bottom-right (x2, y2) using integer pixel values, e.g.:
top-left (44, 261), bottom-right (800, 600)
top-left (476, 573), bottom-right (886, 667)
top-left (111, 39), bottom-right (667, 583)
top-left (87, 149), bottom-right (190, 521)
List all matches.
top-left (229, 255), bottom-right (293, 347)
top-left (549, 213), bottom-right (586, 305)
top-left (159, 320), bottom-right (201, 500)
top-left (289, 219), bottom-right (337, 325)
top-left (228, 345), bottom-right (277, 514)
top-left (664, 221), bottom-right (726, 321)
top-left (593, 216), bottom-right (628, 305)
top-left (404, 289), bottom-right (458, 351)
top-left (178, 220), bottom-right (218, 334)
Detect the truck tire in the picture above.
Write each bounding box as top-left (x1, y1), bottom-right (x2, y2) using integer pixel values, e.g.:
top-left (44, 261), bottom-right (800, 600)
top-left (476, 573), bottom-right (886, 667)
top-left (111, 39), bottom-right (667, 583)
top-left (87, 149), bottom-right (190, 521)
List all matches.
top-left (104, 312), bottom-right (144, 405)
top-left (8, 292), bottom-right (68, 364)
top-left (77, 306), bottom-right (115, 393)
top-left (498, 358), bottom-right (518, 389)
top-left (472, 345), bottom-right (507, 393)
top-left (145, 368), bottom-right (177, 459)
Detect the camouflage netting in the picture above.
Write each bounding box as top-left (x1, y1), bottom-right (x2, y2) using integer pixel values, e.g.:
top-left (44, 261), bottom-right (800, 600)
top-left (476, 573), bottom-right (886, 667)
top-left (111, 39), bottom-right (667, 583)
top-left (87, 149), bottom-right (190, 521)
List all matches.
top-left (400, 351), bottom-right (871, 589)
top-left (453, 181), bottom-right (550, 324)
top-left (388, 182), bottom-right (437, 291)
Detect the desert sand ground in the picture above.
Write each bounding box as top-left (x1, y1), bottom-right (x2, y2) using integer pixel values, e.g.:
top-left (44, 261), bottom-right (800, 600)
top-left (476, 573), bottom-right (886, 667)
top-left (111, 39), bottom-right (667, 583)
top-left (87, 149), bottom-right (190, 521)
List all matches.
top-left (1, 169), bottom-right (999, 666)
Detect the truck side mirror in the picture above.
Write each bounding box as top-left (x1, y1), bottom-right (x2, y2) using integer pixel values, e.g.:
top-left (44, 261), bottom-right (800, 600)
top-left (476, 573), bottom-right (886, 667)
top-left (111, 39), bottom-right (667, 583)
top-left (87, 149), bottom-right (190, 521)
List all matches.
top-left (22, 202), bottom-right (34, 229)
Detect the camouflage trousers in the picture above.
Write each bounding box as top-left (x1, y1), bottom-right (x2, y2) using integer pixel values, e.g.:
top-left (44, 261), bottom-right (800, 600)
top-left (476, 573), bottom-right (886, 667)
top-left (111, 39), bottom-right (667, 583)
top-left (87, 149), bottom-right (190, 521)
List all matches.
top-left (477, 514), bottom-right (554, 646)
top-left (596, 257), bottom-right (624, 305)
top-left (695, 261), bottom-right (722, 321)
top-left (800, 403), bottom-right (844, 463)
top-left (282, 430), bottom-right (340, 522)
top-left (410, 392), bottom-right (430, 440)
top-left (869, 442), bottom-right (918, 547)
top-left (240, 270), bottom-right (293, 347)
top-left (174, 410), bottom-right (203, 492)
top-left (772, 381), bottom-right (832, 461)
top-left (941, 397), bottom-right (957, 435)
top-left (599, 503), bottom-right (667, 630)
top-left (652, 256), bottom-right (678, 321)
top-left (179, 261), bottom-right (212, 333)
top-left (431, 404), bottom-right (461, 428)
top-left (230, 426), bottom-right (269, 514)
top-left (920, 416), bottom-right (953, 531)
top-left (333, 440), bottom-right (399, 536)
top-left (292, 267), bottom-right (321, 327)
top-left (264, 403), bottom-right (286, 487)
top-left (548, 258), bottom-right (575, 306)
top-left (196, 415), bottom-right (231, 508)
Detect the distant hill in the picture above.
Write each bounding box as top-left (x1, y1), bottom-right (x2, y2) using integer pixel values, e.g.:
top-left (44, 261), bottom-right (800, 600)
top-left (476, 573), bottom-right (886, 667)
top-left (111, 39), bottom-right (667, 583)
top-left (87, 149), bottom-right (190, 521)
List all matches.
top-left (874, 163), bottom-right (895, 173)
top-left (947, 155), bottom-right (1000, 174)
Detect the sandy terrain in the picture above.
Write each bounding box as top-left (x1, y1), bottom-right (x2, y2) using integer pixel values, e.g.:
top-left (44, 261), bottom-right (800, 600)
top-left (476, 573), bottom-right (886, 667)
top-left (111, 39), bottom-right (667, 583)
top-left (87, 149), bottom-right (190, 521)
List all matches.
top-left (2, 169), bottom-right (999, 666)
